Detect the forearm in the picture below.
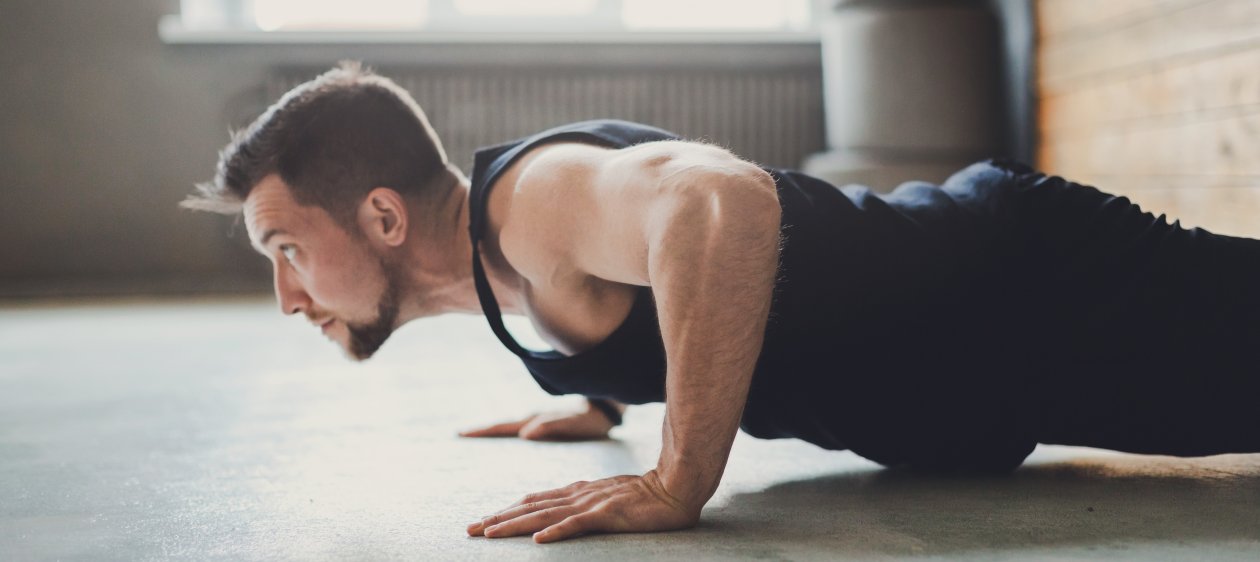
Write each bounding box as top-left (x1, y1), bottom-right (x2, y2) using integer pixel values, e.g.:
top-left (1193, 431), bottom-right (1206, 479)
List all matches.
top-left (657, 341), bottom-right (768, 510)
top-left (649, 180), bottom-right (781, 510)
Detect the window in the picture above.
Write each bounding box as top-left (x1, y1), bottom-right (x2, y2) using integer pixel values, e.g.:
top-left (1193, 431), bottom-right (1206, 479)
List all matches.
top-left (175, 0), bottom-right (814, 35)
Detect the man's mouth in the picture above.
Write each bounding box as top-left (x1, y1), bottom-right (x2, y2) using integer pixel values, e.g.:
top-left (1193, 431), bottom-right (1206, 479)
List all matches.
top-left (319, 319), bottom-right (334, 334)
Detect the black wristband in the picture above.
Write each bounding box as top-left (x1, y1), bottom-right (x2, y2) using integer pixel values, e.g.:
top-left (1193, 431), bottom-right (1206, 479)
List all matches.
top-left (587, 398), bottom-right (623, 426)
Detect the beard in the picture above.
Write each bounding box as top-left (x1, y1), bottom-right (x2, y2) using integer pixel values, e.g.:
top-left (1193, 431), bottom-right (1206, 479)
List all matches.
top-left (343, 258), bottom-right (403, 361)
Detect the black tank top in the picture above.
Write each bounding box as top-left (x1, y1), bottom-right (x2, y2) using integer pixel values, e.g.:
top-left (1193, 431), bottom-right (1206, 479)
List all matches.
top-left (468, 119), bottom-right (1037, 461)
top-left (467, 120), bottom-right (675, 405)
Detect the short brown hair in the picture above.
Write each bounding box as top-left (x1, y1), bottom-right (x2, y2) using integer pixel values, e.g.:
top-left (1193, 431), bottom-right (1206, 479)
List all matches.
top-left (182, 61), bottom-right (458, 229)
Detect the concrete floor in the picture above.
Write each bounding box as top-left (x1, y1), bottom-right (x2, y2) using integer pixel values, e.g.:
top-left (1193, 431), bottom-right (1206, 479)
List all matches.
top-left (2, 298), bottom-right (1259, 561)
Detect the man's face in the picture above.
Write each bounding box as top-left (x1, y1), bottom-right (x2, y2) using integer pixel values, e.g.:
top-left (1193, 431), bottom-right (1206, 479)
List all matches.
top-left (243, 174), bottom-right (401, 361)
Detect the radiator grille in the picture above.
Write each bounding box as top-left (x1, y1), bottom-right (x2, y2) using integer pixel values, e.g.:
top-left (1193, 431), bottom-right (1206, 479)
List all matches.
top-left (269, 67), bottom-right (824, 171)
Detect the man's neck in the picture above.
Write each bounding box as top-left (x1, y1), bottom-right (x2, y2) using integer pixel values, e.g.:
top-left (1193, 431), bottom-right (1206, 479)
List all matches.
top-left (394, 175), bottom-right (526, 323)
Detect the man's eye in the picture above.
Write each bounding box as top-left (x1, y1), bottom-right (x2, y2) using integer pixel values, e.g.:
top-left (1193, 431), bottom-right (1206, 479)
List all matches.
top-left (280, 245), bottom-right (297, 263)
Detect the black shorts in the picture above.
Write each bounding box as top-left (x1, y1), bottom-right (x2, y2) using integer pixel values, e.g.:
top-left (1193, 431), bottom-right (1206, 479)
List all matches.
top-left (843, 160), bottom-right (1260, 473)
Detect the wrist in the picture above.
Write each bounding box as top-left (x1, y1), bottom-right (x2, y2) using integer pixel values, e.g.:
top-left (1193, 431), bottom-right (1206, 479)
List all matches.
top-left (643, 468), bottom-right (707, 519)
top-left (653, 459), bottom-right (719, 511)
top-left (586, 397), bottom-right (623, 426)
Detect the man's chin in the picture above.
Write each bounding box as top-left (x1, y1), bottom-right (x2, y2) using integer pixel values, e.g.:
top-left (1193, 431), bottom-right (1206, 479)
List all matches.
top-left (328, 338), bottom-right (365, 362)
top-left (318, 330), bottom-right (377, 362)
top-left (338, 272), bottom-right (403, 362)
top-left (342, 329), bottom-right (395, 362)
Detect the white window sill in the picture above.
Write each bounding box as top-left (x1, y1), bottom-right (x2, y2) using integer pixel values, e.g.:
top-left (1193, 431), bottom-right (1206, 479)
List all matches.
top-left (157, 15), bottom-right (820, 45)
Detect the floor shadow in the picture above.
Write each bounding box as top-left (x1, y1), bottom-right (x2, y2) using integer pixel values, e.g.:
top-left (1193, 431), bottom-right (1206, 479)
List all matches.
top-left (699, 454), bottom-right (1260, 556)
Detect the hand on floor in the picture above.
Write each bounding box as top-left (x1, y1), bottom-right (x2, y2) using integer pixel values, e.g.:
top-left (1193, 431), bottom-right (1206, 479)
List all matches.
top-left (466, 469), bottom-right (700, 543)
top-left (457, 408), bottom-right (612, 441)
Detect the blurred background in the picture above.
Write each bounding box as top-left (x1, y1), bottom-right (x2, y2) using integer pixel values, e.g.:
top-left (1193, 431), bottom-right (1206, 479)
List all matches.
top-left (3, 0), bottom-right (1258, 300)
top-left (0, 0), bottom-right (1043, 299)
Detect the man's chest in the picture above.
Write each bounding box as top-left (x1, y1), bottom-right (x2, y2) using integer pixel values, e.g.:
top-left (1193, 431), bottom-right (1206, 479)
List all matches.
top-left (515, 270), bottom-right (640, 357)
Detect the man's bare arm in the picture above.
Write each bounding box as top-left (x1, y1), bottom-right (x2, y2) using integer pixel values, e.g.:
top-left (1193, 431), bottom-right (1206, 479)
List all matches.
top-left (646, 168), bottom-right (781, 510)
top-left (562, 143), bottom-right (782, 508)
top-left (467, 141), bottom-right (781, 542)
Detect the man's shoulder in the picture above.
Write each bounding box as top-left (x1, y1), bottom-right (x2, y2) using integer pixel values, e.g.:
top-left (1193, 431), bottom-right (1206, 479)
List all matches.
top-left (498, 139), bottom-right (678, 288)
top-left (494, 142), bottom-right (605, 287)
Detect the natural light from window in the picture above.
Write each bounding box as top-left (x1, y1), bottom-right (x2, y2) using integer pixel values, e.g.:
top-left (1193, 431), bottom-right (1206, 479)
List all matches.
top-left (622, 0), bottom-right (809, 30)
top-left (454, 0), bottom-right (599, 18)
top-left (180, 0), bottom-right (812, 33)
top-left (254, 0), bottom-right (429, 31)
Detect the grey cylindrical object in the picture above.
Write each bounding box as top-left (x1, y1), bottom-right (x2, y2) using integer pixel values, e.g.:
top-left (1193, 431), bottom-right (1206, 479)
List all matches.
top-left (819, 3), bottom-right (1001, 155)
top-left (801, 151), bottom-right (967, 190)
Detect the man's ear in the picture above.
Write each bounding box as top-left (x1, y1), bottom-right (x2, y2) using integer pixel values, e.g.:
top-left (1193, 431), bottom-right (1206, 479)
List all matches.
top-left (357, 187), bottom-right (408, 248)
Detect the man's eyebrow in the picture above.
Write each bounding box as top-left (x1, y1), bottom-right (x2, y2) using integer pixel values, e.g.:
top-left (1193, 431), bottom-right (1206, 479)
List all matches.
top-left (260, 228), bottom-right (289, 247)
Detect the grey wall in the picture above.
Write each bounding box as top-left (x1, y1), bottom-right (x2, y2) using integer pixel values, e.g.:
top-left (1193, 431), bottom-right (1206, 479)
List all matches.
top-left (2, 0), bottom-right (271, 296)
top-left (0, 0), bottom-right (1028, 298)
top-left (0, 0), bottom-right (824, 298)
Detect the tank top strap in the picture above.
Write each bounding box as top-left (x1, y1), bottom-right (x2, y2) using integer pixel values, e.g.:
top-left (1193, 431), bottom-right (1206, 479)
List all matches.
top-left (469, 240), bottom-right (536, 358)
top-left (466, 119), bottom-right (684, 359)
top-left (466, 139), bottom-right (550, 359)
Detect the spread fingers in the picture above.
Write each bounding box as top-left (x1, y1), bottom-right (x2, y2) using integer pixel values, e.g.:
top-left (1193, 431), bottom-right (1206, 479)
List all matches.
top-left (480, 505), bottom-right (579, 539)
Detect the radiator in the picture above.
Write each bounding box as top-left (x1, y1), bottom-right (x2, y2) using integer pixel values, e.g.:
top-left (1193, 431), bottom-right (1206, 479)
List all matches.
top-left (268, 66), bottom-right (824, 171)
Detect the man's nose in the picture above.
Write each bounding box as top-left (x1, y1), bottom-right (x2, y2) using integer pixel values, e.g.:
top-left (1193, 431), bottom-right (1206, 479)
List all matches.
top-left (273, 264), bottom-right (311, 316)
